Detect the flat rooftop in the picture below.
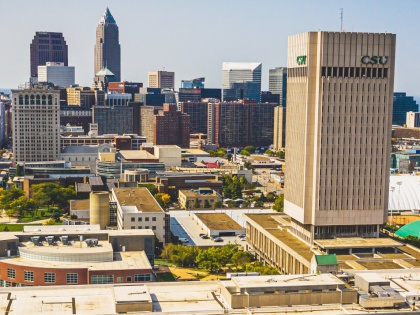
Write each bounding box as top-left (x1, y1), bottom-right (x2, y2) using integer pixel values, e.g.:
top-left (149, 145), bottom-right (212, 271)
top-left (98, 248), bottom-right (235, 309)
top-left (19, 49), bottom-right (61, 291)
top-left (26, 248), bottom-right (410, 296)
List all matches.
top-left (70, 199), bottom-right (90, 211)
top-left (3, 248), bottom-right (151, 271)
top-left (245, 214), bottom-right (314, 262)
top-left (119, 150), bottom-right (157, 160)
top-left (195, 213), bottom-right (243, 231)
top-left (315, 237), bottom-right (403, 249)
top-left (113, 187), bottom-right (164, 213)
top-left (229, 273), bottom-right (345, 290)
top-left (180, 189), bottom-right (217, 197)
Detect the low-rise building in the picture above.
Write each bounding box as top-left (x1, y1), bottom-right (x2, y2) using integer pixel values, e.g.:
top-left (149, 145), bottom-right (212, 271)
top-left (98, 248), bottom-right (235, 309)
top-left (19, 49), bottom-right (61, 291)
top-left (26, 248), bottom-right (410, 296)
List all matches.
top-left (219, 274), bottom-right (357, 309)
top-left (245, 213), bottom-right (420, 275)
top-left (154, 172), bottom-right (222, 200)
top-left (0, 225), bottom-right (155, 287)
top-left (178, 188), bottom-right (221, 209)
top-left (193, 212), bottom-right (244, 237)
top-left (60, 143), bottom-right (114, 173)
top-left (111, 188), bottom-right (170, 244)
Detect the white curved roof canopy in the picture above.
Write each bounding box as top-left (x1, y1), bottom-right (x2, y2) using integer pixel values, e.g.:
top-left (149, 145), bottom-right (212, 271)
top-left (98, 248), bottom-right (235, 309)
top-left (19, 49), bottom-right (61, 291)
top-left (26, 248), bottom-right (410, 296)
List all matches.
top-left (388, 175), bottom-right (420, 211)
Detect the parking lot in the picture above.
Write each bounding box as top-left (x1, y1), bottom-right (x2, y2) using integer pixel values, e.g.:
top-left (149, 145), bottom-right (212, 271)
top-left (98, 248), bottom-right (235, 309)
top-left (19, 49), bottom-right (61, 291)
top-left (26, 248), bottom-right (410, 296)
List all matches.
top-left (169, 208), bottom-right (275, 248)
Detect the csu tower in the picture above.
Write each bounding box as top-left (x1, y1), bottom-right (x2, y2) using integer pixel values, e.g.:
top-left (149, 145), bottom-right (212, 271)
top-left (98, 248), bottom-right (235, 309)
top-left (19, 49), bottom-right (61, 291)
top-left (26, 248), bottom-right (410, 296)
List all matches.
top-left (284, 32), bottom-right (396, 244)
top-left (94, 8), bottom-right (121, 82)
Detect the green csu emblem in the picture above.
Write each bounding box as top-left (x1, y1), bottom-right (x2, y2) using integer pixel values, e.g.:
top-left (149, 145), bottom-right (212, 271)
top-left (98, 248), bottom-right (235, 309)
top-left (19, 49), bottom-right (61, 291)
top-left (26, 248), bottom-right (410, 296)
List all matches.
top-left (360, 55), bottom-right (388, 65)
top-left (297, 55), bottom-right (307, 65)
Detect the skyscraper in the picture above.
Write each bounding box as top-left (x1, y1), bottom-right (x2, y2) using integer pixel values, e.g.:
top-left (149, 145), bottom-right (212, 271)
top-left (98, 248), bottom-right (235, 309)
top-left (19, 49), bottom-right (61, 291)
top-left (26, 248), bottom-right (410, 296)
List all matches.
top-left (269, 67), bottom-right (287, 106)
top-left (30, 32), bottom-right (68, 79)
top-left (148, 71), bottom-right (175, 89)
top-left (12, 84), bottom-right (61, 162)
top-left (222, 62), bottom-right (262, 102)
top-left (94, 8), bottom-right (121, 82)
top-left (392, 92), bottom-right (418, 126)
top-left (207, 101), bottom-right (276, 147)
top-left (284, 31), bottom-right (396, 244)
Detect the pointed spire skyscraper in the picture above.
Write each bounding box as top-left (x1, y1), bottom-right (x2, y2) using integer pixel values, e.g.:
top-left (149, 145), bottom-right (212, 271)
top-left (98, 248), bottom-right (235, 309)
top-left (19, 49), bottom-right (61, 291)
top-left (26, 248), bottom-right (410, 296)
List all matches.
top-left (94, 8), bottom-right (121, 82)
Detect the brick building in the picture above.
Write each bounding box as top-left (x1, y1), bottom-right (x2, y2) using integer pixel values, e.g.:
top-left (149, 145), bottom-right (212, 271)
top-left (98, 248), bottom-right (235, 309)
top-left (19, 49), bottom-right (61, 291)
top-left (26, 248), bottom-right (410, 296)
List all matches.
top-left (154, 104), bottom-right (190, 148)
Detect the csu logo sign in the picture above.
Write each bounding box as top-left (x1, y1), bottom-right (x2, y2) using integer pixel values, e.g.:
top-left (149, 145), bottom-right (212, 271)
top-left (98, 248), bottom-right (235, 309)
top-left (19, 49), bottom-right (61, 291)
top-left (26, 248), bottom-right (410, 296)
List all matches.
top-left (296, 55), bottom-right (307, 65)
top-left (360, 55), bottom-right (388, 65)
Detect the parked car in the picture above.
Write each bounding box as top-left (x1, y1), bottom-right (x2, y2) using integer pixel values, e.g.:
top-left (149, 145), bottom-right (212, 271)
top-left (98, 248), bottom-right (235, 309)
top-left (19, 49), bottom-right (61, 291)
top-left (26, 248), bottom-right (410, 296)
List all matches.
top-left (200, 234), bottom-right (210, 239)
top-left (179, 238), bottom-right (189, 243)
top-left (240, 236), bottom-right (246, 241)
top-left (237, 234), bottom-right (245, 238)
top-left (213, 237), bottom-right (223, 242)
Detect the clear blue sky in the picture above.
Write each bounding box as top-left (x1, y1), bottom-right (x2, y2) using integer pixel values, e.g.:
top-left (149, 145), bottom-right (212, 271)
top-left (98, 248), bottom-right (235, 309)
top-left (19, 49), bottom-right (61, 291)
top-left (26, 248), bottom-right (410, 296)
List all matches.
top-left (1, 0), bottom-right (419, 96)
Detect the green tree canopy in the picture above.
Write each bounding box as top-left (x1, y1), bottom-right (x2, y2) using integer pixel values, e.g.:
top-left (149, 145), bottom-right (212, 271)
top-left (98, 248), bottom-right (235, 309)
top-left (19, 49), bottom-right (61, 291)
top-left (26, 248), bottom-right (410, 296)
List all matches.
top-left (138, 184), bottom-right (158, 196)
top-left (272, 194), bottom-right (284, 212)
top-left (0, 187), bottom-right (25, 210)
top-left (243, 146), bottom-right (255, 153)
top-left (240, 150), bottom-right (250, 156)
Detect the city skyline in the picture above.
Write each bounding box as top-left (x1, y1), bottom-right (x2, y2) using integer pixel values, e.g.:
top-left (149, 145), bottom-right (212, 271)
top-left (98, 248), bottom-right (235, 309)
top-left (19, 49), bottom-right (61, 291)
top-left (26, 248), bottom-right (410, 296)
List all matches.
top-left (0, 0), bottom-right (419, 97)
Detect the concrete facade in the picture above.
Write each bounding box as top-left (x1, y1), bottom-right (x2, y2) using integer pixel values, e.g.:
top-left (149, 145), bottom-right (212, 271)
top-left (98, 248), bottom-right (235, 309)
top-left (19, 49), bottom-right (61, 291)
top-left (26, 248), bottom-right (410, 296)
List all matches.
top-left (284, 32), bottom-right (396, 244)
top-left (111, 188), bottom-right (170, 244)
top-left (273, 106), bottom-right (286, 150)
top-left (12, 87), bottom-right (61, 162)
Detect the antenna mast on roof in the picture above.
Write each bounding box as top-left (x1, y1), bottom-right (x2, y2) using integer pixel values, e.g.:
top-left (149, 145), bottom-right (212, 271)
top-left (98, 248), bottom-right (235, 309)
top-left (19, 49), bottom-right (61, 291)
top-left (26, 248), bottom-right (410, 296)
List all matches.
top-left (340, 8), bottom-right (344, 31)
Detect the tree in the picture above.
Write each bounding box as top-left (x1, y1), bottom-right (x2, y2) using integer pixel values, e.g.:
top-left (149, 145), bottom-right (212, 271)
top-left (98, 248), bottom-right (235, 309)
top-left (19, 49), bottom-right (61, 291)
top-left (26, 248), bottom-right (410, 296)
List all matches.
top-left (243, 146), bottom-right (255, 154)
top-left (245, 262), bottom-right (279, 275)
top-left (214, 201), bottom-right (223, 209)
top-left (0, 187), bottom-right (25, 210)
top-left (258, 193), bottom-right (267, 202)
top-left (244, 161), bottom-right (254, 170)
top-left (239, 176), bottom-right (248, 186)
top-left (15, 164), bottom-right (23, 176)
top-left (272, 194), bottom-right (284, 212)
top-left (240, 150), bottom-right (250, 156)
top-left (138, 184), bottom-right (158, 196)
top-left (254, 200), bottom-right (264, 208)
top-left (276, 151), bottom-right (285, 159)
top-left (154, 193), bottom-right (171, 208)
top-left (232, 251), bottom-right (253, 269)
top-left (204, 200), bottom-right (211, 208)
top-left (266, 193), bottom-right (276, 202)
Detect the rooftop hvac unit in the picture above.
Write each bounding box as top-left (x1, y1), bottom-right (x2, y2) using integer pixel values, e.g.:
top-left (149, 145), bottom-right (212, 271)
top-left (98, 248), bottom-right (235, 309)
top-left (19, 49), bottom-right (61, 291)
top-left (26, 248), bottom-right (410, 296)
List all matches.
top-left (46, 236), bottom-right (54, 245)
top-left (60, 236), bottom-right (69, 245)
top-left (30, 236), bottom-right (40, 246)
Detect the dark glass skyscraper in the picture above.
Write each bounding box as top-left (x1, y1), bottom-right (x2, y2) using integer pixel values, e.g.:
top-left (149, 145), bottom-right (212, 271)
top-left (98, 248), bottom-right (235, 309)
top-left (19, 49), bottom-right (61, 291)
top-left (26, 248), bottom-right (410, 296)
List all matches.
top-left (30, 32), bottom-right (68, 78)
top-left (392, 92), bottom-right (418, 126)
top-left (94, 8), bottom-right (121, 81)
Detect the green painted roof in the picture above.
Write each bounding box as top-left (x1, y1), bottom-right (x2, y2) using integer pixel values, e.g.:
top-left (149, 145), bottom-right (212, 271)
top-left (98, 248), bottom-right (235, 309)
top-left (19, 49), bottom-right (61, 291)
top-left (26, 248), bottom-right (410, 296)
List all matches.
top-left (315, 254), bottom-right (337, 265)
top-left (395, 221), bottom-right (420, 238)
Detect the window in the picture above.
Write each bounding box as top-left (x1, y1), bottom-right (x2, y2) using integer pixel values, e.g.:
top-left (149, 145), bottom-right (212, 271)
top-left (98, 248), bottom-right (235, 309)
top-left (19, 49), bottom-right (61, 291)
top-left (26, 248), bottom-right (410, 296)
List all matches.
top-left (91, 275), bottom-right (114, 284)
top-left (24, 271), bottom-right (34, 282)
top-left (127, 276), bottom-right (132, 282)
top-left (66, 273), bottom-right (78, 284)
top-left (152, 217), bottom-right (156, 221)
top-left (44, 273), bottom-right (55, 283)
top-left (152, 226), bottom-right (156, 230)
top-left (134, 274), bottom-right (151, 282)
top-left (7, 268), bottom-right (15, 279)
top-left (145, 217), bottom-right (149, 221)
top-left (137, 217), bottom-right (142, 222)
top-left (131, 226), bottom-right (135, 229)
top-left (131, 217), bottom-right (135, 222)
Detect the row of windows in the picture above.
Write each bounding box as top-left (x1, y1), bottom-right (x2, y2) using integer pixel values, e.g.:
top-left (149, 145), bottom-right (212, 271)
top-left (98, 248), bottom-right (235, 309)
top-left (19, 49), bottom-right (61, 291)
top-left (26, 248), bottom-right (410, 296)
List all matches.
top-left (6, 269), bottom-right (78, 284)
top-left (288, 66), bottom-right (389, 79)
top-left (321, 67), bottom-right (389, 79)
top-left (17, 94), bottom-right (56, 105)
top-left (131, 217), bottom-right (157, 222)
top-left (130, 226), bottom-right (157, 230)
top-left (91, 274), bottom-right (151, 284)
